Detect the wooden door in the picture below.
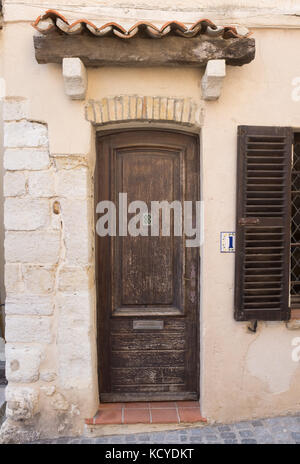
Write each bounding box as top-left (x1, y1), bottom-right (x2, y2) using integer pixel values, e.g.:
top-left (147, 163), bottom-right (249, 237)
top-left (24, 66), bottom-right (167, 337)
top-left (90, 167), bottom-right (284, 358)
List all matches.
top-left (95, 130), bottom-right (200, 402)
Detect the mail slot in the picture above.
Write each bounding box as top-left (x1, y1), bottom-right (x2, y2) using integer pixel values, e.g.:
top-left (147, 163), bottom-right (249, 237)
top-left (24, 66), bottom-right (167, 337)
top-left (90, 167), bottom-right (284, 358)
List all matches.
top-left (133, 320), bottom-right (164, 330)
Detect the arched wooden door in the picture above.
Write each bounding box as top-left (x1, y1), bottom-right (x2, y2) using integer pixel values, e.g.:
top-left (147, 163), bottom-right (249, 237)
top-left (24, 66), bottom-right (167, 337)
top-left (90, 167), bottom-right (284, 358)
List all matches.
top-left (95, 129), bottom-right (200, 402)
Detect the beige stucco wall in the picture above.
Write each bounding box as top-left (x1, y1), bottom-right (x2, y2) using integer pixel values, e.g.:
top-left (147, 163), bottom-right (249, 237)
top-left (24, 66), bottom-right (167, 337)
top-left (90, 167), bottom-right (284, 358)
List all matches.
top-left (0, 29), bottom-right (5, 331)
top-left (4, 0), bottom-right (300, 27)
top-left (1, 0), bottom-right (300, 440)
top-left (201, 34), bottom-right (300, 421)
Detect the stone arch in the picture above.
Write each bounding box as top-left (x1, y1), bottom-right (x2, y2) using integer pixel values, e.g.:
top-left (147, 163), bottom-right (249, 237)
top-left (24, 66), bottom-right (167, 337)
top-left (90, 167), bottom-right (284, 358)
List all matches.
top-left (85, 95), bottom-right (203, 128)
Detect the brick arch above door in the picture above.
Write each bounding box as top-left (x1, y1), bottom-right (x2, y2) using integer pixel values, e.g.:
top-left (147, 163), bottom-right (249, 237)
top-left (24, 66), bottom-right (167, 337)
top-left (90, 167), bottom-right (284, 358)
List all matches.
top-left (85, 96), bottom-right (204, 128)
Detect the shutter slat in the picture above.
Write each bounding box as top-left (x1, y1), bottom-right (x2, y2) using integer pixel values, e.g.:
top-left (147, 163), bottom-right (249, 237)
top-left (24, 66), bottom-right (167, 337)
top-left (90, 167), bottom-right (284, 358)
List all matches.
top-left (235, 125), bottom-right (292, 321)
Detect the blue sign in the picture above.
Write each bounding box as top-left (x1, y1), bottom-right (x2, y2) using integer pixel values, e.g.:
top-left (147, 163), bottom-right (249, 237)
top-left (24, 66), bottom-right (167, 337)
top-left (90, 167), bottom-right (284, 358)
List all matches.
top-left (220, 232), bottom-right (235, 253)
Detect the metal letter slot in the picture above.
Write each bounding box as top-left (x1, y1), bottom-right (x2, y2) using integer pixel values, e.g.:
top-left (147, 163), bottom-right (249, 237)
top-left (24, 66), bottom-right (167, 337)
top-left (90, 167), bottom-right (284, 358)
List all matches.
top-left (133, 320), bottom-right (164, 330)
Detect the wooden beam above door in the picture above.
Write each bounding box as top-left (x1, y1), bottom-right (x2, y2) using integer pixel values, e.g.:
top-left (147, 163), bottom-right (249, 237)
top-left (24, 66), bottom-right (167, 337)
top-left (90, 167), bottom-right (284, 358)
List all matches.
top-left (33, 33), bottom-right (255, 68)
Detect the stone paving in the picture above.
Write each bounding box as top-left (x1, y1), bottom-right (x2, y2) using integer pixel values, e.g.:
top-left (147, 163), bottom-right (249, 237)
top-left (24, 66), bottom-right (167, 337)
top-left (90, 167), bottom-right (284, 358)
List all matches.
top-left (29, 414), bottom-right (300, 444)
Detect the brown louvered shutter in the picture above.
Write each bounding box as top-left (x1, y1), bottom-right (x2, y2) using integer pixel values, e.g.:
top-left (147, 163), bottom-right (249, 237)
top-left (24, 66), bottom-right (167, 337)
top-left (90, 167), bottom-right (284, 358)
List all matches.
top-left (235, 126), bottom-right (293, 321)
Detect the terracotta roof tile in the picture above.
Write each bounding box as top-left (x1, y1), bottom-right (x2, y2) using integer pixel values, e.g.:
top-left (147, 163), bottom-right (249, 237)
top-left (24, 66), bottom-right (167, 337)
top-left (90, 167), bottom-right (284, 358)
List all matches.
top-left (32, 10), bottom-right (251, 39)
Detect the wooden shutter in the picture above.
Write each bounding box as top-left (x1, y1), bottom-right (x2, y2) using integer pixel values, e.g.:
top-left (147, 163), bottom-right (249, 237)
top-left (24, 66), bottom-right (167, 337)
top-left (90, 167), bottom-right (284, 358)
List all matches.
top-left (235, 126), bottom-right (293, 321)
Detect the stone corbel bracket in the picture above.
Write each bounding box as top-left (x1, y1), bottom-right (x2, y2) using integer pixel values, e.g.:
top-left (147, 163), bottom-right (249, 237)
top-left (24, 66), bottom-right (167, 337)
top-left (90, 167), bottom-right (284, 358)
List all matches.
top-left (62, 57), bottom-right (226, 102)
top-left (62, 57), bottom-right (87, 100)
top-left (201, 59), bottom-right (226, 101)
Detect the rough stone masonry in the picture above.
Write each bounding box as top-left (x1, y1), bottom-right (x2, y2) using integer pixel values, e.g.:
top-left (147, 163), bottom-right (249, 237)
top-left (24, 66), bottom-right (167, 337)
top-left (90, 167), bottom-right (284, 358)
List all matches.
top-left (0, 97), bottom-right (97, 443)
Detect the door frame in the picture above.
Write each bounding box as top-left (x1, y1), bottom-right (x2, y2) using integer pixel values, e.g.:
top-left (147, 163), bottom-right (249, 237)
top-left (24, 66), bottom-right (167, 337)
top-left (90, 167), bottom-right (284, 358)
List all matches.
top-left (94, 126), bottom-right (201, 402)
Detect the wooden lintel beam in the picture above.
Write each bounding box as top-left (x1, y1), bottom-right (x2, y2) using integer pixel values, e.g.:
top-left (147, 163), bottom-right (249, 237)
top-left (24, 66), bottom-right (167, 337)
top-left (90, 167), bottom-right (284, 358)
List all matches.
top-left (33, 33), bottom-right (255, 68)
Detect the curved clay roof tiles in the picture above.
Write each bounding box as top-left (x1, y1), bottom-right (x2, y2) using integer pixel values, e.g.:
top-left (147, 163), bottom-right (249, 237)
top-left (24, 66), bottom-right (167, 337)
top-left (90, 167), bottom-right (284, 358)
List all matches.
top-left (32, 10), bottom-right (251, 39)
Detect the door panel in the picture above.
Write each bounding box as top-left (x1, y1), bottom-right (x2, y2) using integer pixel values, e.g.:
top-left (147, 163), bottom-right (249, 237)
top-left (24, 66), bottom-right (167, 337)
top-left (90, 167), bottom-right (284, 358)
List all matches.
top-left (114, 149), bottom-right (183, 314)
top-left (95, 130), bottom-right (200, 402)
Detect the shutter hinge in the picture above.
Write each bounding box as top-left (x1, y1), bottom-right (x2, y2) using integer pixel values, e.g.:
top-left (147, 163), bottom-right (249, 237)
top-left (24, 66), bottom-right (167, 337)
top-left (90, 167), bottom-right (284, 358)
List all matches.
top-left (239, 217), bottom-right (260, 226)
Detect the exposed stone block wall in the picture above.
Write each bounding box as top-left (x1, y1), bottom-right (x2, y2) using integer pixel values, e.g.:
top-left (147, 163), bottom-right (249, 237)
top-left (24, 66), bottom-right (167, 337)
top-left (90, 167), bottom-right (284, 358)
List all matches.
top-left (1, 97), bottom-right (98, 442)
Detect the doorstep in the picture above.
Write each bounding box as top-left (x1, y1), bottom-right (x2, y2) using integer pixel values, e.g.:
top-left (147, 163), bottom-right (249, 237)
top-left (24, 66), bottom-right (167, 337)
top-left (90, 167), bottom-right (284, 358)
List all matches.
top-left (85, 401), bottom-right (207, 437)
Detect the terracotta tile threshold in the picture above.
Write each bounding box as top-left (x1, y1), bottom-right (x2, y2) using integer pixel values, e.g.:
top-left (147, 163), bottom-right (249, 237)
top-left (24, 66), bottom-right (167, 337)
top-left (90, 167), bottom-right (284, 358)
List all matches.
top-left (85, 401), bottom-right (207, 425)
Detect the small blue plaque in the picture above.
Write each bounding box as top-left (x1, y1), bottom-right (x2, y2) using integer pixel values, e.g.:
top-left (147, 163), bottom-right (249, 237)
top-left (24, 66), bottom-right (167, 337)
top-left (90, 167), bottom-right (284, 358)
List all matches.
top-left (220, 232), bottom-right (235, 253)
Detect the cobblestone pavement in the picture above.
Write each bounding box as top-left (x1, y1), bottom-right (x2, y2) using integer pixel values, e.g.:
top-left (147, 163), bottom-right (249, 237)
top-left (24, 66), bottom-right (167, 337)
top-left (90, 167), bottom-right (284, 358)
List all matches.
top-left (30, 414), bottom-right (300, 444)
